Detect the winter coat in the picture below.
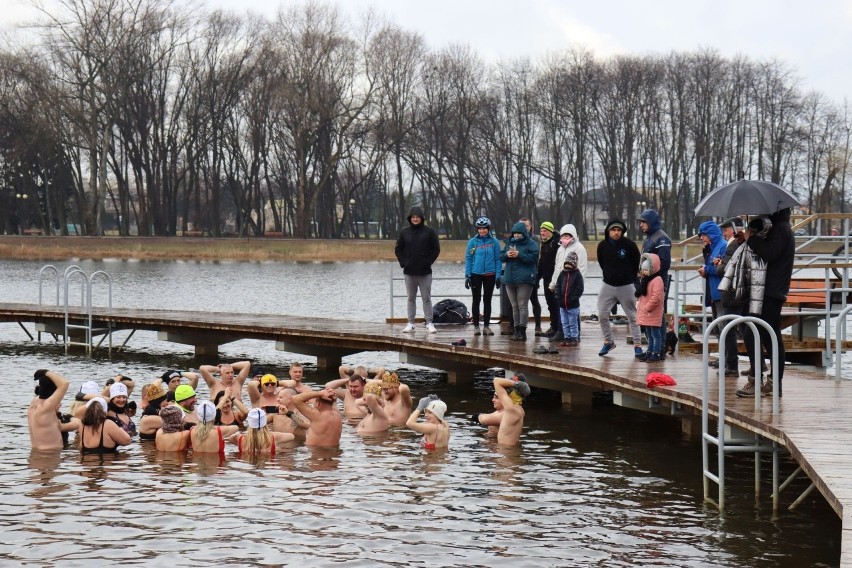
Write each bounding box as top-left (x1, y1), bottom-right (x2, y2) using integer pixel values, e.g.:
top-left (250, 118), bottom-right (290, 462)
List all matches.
top-left (635, 252), bottom-right (665, 327)
top-left (500, 221), bottom-right (539, 286)
top-left (597, 218), bottom-right (641, 287)
top-left (698, 220), bottom-right (728, 304)
top-left (639, 209), bottom-right (672, 285)
top-left (745, 207), bottom-right (795, 301)
top-left (537, 232), bottom-right (561, 284)
top-left (715, 234), bottom-right (746, 307)
top-left (554, 267), bottom-right (584, 310)
top-left (718, 242), bottom-right (766, 314)
top-left (465, 231), bottom-right (502, 277)
top-left (394, 206), bottom-right (440, 276)
top-left (549, 223), bottom-right (588, 289)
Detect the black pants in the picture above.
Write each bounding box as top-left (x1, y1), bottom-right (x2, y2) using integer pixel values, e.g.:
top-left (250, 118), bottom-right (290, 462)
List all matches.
top-left (543, 283), bottom-right (560, 330)
top-left (470, 274), bottom-right (496, 326)
top-left (530, 282), bottom-right (542, 328)
top-left (743, 297), bottom-right (785, 394)
top-left (500, 280), bottom-right (513, 326)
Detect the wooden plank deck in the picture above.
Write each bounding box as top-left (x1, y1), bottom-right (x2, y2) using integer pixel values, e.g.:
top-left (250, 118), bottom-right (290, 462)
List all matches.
top-left (2, 302), bottom-right (852, 565)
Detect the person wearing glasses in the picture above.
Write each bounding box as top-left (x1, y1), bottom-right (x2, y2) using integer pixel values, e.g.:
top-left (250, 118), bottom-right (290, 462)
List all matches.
top-left (247, 373), bottom-right (280, 413)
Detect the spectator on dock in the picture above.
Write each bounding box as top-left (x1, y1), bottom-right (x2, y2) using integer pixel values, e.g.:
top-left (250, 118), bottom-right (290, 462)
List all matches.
top-left (464, 216), bottom-right (502, 336)
top-left (492, 375), bottom-right (529, 446)
top-left (537, 221), bottom-right (561, 338)
top-left (380, 371), bottom-right (413, 426)
top-left (29, 369), bottom-right (78, 450)
top-left (596, 219), bottom-right (643, 357)
top-left (698, 220), bottom-right (729, 358)
top-left (199, 361), bottom-right (251, 402)
top-left (405, 395), bottom-right (449, 450)
top-left (79, 397), bottom-right (131, 455)
top-left (713, 218), bottom-right (746, 377)
top-left (501, 221), bottom-right (540, 341)
top-left (638, 209), bottom-right (672, 343)
top-left (395, 206), bottom-right (441, 334)
top-left (548, 224), bottom-right (588, 341)
top-left (520, 218), bottom-right (545, 335)
top-left (356, 382), bottom-right (390, 434)
top-left (292, 388), bottom-right (343, 447)
top-left (737, 209), bottom-right (794, 397)
top-left (554, 252), bottom-right (584, 347)
top-left (635, 253), bottom-right (666, 363)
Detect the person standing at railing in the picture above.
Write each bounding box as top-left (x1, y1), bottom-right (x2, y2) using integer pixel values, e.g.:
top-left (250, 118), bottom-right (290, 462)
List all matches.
top-left (464, 216), bottom-right (502, 336)
top-left (697, 220), bottom-right (729, 367)
top-left (537, 221), bottom-right (561, 338)
top-left (395, 206), bottom-right (441, 334)
top-left (713, 218), bottom-right (746, 377)
top-left (596, 219), bottom-right (643, 357)
top-left (501, 221), bottom-right (539, 341)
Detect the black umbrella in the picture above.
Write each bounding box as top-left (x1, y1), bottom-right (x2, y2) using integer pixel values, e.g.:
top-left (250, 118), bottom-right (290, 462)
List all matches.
top-left (693, 179), bottom-right (799, 217)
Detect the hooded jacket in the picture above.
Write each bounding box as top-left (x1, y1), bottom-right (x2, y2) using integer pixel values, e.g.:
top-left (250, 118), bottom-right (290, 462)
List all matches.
top-left (549, 223), bottom-right (588, 290)
top-left (597, 218), bottom-right (641, 287)
top-left (698, 220), bottom-right (728, 304)
top-left (745, 207), bottom-right (795, 301)
top-left (499, 221), bottom-right (539, 286)
top-left (638, 209), bottom-right (672, 285)
top-left (394, 206), bottom-right (441, 276)
top-left (635, 252), bottom-right (665, 327)
top-left (464, 228), bottom-right (502, 278)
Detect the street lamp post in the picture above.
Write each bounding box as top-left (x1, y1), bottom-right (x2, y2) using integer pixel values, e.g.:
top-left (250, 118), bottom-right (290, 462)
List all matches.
top-left (636, 201), bottom-right (646, 240)
top-left (16, 193), bottom-right (29, 234)
top-left (349, 198), bottom-right (356, 238)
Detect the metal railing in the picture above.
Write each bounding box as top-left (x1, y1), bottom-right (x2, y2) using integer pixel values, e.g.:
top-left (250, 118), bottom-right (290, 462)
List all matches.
top-left (59, 266), bottom-right (114, 355)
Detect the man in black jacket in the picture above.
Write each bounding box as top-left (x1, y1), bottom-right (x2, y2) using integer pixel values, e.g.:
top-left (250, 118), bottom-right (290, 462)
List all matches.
top-left (596, 219), bottom-right (643, 357)
top-left (394, 206), bottom-right (441, 333)
top-left (537, 221), bottom-right (561, 337)
top-left (739, 207), bottom-right (795, 397)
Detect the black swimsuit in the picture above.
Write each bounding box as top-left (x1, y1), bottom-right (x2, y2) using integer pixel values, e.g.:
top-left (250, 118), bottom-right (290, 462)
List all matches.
top-left (81, 425), bottom-right (118, 455)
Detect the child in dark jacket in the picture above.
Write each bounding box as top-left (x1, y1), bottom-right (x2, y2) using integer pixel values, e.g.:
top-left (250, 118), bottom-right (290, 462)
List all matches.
top-left (554, 252), bottom-right (584, 346)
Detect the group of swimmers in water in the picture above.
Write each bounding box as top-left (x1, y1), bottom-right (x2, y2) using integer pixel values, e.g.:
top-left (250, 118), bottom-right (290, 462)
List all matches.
top-left (26, 360), bottom-right (532, 456)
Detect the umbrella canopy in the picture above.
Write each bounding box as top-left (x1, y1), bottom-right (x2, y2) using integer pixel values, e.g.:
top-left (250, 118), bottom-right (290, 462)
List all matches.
top-left (693, 180), bottom-right (800, 217)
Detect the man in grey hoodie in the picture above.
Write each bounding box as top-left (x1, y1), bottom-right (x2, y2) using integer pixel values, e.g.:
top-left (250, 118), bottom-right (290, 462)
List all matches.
top-left (394, 206), bottom-right (441, 333)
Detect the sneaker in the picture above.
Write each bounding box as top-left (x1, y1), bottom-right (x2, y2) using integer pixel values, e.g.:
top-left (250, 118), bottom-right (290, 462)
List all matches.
top-left (708, 359), bottom-right (720, 368)
top-left (482, 326), bottom-right (494, 336)
top-left (761, 379), bottom-right (773, 395)
top-left (736, 380), bottom-right (756, 398)
top-left (402, 323), bottom-right (415, 333)
top-left (645, 353), bottom-right (661, 363)
top-left (634, 347), bottom-right (644, 358)
top-left (598, 341), bottom-right (616, 356)
top-left (473, 326), bottom-right (481, 336)
top-left (626, 336), bottom-right (634, 345)
top-left (724, 369), bottom-right (739, 378)
top-left (426, 323), bottom-right (437, 334)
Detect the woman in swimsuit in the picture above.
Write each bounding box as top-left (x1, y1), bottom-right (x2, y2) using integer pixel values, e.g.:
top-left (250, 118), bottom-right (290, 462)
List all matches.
top-left (106, 382), bottom-right (137, 437)
top-left (405, 396), bottom-right (450, 450)
top-left (79, 397), bottom-right (132, 454)
top-left (228, 408), bottom-right (293, 455)
top-left (213, 388), bottom-right (247, 428)
top-left (155, 405), bottom-right (190, 452)
top-left (191, 401), bottom-right (239, 453)
top-left (139, 383), bottom-right (170, 440)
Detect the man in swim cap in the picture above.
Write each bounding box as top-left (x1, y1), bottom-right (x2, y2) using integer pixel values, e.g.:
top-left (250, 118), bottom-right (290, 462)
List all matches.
top-left (28, 369), bottom-right (79, 450)
top-left (248, 373), bottom-right (280, 412)
top-left (174, 384), bottom-right (199, 426)
top-left (380, 371), bottom-right (413, 426)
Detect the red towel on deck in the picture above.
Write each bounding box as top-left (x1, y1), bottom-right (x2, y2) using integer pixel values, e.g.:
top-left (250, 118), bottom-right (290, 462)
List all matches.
top-left (646, 372), bottom-right (677, 388)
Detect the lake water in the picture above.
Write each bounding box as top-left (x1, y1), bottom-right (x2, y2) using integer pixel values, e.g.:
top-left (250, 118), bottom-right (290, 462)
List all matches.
top-left (0, 259), bottom-right (842, 567)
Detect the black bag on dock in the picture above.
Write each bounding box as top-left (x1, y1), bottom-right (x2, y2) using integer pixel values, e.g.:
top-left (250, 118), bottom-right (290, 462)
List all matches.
top-left (432, 299), bottom-right (470, 324)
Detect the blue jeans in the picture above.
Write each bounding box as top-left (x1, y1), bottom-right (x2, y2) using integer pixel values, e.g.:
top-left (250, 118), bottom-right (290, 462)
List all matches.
top-left (645, 325), bottom-right (663, 354)
top-left (560, 307), bottom-right (580, 340)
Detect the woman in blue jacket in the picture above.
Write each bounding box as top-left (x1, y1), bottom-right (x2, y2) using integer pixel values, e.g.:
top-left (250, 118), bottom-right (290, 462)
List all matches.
top-left (465, 216), bottom-right (502, 336)
top-left (500, 221), bottom-right (539, 341)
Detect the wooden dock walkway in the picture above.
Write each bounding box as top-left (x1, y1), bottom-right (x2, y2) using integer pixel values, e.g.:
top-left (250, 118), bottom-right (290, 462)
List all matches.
top-left (1, 302), bottom-right (852, 565)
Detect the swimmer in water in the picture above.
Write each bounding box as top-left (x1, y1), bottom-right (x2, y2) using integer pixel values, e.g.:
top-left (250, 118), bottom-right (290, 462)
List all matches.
top-left (79, 397), bottom-right (132, 454)
top-left (356, 381), bottom-right (389, 434)
top-left (405, 395), bottom-right (449, 449)
top-left (491, 374), bottom-right (530, 446)
top-left (228, 408), bottom-right (293, 455)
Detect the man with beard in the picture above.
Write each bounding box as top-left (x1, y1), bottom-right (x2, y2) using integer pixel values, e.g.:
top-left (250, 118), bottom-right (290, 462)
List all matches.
top-left (380, 371), bottom-right (413, 426)
top-left (292, 387), bottom-right (343, 447)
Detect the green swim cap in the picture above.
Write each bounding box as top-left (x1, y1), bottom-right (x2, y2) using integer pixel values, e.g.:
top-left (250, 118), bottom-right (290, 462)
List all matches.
top-left (174, 384), bottom-right (196, 403)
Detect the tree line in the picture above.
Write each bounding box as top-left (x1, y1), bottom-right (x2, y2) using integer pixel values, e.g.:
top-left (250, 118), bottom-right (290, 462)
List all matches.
top-left (0, 0), bottom-right (849, 239)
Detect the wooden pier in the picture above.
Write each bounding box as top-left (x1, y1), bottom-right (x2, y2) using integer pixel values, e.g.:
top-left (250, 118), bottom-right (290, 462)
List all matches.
top-left (2, 302), bottom-right (852, 565)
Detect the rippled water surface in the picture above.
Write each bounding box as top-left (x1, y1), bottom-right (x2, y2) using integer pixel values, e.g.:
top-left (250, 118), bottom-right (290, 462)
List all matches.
top-left (0, 259), bottom-right (842, 567)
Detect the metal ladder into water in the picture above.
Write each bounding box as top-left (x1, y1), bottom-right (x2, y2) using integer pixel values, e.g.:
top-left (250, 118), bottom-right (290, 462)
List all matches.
top-left (38, 265), bottom-right (114, 355)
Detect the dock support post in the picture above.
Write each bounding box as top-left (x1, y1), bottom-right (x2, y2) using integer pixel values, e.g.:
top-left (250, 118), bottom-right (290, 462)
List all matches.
top-left (276, 341), bottom-right (358, 371)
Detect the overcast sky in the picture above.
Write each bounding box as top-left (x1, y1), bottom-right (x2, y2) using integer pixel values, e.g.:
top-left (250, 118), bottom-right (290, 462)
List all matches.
top-left (5, 0), bottom-right (851, 102)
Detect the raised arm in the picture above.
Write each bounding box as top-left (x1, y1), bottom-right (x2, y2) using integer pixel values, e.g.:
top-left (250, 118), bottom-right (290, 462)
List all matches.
top-left (199, 365), bottom-right (219, 389)
top-left (292, 389), bottom-right (324, 421)
top-left (399, 383), bottom-right (413, 410)
top-left (37, 370), bottom-right (70, 412)
top-left (364, 394), bottom-right (387, 421)
top-left (231, 361), bottom-right (251, 393)
top-left (405, 396), bottom-right (438, 435)
top-left (325, 376), bottom-right (350, 400)
top-left (337, 365), bottom-right (353, 381)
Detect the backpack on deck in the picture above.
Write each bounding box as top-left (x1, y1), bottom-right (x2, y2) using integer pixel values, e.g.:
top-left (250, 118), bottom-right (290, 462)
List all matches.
top-left (432, 299), bottom-right (470, 324)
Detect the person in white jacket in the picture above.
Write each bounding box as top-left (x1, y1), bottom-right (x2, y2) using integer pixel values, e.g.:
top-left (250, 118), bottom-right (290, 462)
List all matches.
top-left (547, 224), bottom-right (587, 341)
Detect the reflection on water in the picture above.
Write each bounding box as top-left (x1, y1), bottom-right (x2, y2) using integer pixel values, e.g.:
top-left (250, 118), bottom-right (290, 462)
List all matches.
top-left (0, 260), bottom-right (843, 566)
